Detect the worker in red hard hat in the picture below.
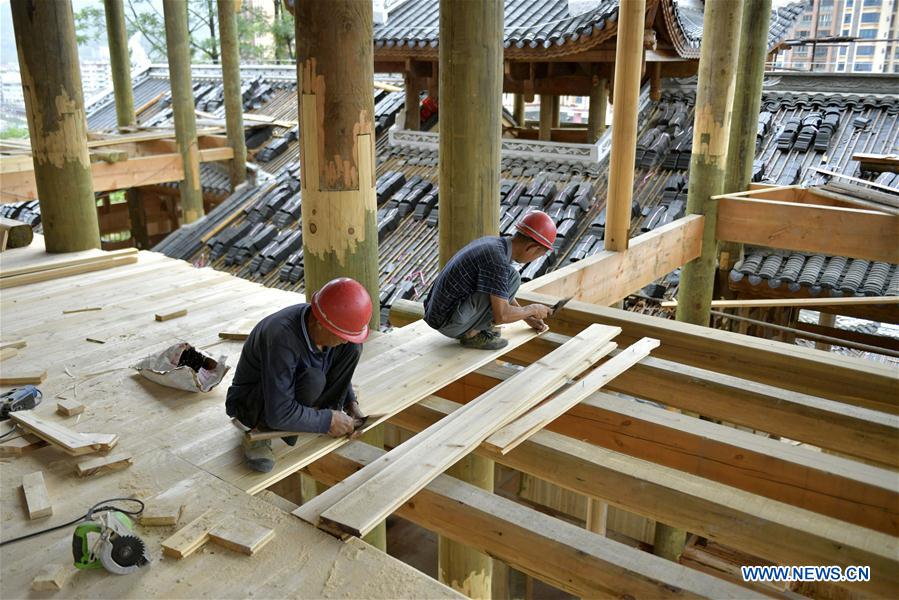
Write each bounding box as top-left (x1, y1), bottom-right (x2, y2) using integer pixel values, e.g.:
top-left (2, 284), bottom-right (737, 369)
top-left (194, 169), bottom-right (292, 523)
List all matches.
top-left (226, 277), bottom-right (372, 472)
top-left (423, 210), bottom-right (557, 350)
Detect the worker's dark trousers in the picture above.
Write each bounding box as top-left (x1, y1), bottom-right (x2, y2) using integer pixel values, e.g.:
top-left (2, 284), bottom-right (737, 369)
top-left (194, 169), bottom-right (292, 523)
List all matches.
top-left (438, 269), bottom-right (522, 339)
top-left (227, 343), bottom-right (361, 431)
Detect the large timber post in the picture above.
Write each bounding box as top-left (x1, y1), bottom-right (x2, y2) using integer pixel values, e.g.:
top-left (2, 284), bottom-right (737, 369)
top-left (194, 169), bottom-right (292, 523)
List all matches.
top-left (603, 0), bottom-right (645, 252)
top-left (103, 0), bottom-right (135, 128)
top-left (438, 0), bottom-right (503, 596)
top-left (662, 0), bottom-right (745, 559)
top-left (675, 0), bottom-right (743, 327)
top-left (719, 0), bottom-right (772, 270)
top-left (162, 0), bottom-right (204, 224)
top-left (513, 93), bottom-right (525, 125)
top-left (11, 0), bottom-right (100, 252)
top-left (404, 72), bottom-right (421, 130)
top-left (587, 68), bottom-right (607, 142)
top-left (217, 0), bottom-right (247, 188)
top-left (538, 94), bottom-right (553, 141)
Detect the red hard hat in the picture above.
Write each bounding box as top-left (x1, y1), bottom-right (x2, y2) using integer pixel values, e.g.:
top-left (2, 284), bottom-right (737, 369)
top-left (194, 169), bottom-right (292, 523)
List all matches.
top-left (515, 210), bottom-right (557, 249)
top-left (310, 277), bottom-right (372, 343)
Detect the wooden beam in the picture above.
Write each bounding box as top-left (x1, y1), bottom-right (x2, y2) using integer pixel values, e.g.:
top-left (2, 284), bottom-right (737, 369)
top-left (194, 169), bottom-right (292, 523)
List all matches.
top-left (716, 196), bottom-right (899, 263)
top-left (299, 326), bottom-right (619, 538)
top-left (661, 296), bottom-right (899, 309)
top-left (305, 441), bottom-right (766, 599)
top-left (794, 321), bottom-right (899, 354)
top-left (522, 215), bottom-right (703, 303)
top-left (853, 152), bottom-right (899, 172)
top-left (388, 397), bottom-right (899, 598)
top-left (516, 292), bottom-right (899, 412)
top-left (0, 148), bottom-right (233, 201)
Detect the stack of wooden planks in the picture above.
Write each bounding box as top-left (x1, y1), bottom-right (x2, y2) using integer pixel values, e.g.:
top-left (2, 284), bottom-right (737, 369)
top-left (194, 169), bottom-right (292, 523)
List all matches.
top-left (296, 325), bottom-right (660, 539)
top-left (0, 248), bottom-right (138, 289)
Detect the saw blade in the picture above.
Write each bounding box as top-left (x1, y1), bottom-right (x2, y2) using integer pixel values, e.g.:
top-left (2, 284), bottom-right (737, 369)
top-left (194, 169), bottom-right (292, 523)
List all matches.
top-left (100, 535), bottom-right (149, 575)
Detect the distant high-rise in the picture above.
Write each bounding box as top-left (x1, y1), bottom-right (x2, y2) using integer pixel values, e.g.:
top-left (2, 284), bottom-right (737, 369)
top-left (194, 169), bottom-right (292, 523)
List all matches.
top-left (775, 0), bottom-right (899, 73)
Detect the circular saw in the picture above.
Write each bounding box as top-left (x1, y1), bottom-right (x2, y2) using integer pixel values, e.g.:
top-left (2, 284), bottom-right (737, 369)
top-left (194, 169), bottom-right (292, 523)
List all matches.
top-left (72, 511), bottom-right (149, 575)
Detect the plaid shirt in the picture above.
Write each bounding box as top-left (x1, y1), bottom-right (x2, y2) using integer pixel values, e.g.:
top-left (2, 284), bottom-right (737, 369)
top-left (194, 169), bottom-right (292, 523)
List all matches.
top-left (424, 236), bottom-right (513, 329)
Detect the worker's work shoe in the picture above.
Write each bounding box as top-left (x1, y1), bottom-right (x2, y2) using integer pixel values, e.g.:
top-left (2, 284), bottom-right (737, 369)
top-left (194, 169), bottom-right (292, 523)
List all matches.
top-left (460, 330), bottom-right (509, 350)
top-left (242, 438), bottom-right (274, 473)
top-left (281, 435), bottom-right (298, 447)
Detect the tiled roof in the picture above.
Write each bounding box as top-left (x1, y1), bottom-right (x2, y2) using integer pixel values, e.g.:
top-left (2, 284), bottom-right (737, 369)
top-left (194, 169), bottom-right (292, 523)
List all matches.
top-left (373, 0), bottom-right (620, 54)
top-left (659, 0), bottom-right (806, 59)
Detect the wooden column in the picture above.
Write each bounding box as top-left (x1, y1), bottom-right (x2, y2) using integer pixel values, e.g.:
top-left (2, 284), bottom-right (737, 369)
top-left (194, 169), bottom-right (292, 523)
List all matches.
top-left (675, 0), bottom-right (743, 327)
top-left (163, 0), bottom-right (203, 223)
top-left (587, 71), bottom-right (607, 142)
top-left (10, 0), bottom-right (100, 252)
top-left (649, 62), bottom-right (662, 102)
top-left (126, 188), bottom-right (149, 249)
top-left (217, 0), bottom-right (247, 188)
top-left (603, 0), bottom-right (645, 252)
top-left (404, 72), bottom-right (420, 130)
top-left (719, 0), bottom-right (772, 269)
top-left (513, 94), bottom-right (525, 126)
top-left (551, 95), bottom-right (561, 127)
top-left (438, 0), bottom-right (502, 266)
top-left (296, 0), bottom-right (380, 332)
top-left (103, 0), bottom-right (135, 128)
top-left (438, 0), bottom-right (502, 596)
top-left (538, 94), bottom-right (553, 141)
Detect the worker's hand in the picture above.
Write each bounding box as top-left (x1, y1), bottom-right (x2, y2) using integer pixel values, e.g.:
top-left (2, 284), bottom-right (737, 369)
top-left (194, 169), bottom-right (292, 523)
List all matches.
top-left (528, 304), bottom-right (553, 321)
top-left (525, 316), bottom-right (548, 332)
top-left (345, 400), bottom-right (366, 420)
top-left (328, 410), bottom-right (355, 437)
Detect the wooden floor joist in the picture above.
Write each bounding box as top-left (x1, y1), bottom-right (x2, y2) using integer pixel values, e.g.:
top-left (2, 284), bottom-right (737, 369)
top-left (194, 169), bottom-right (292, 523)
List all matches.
top-left (305, 441), bottom-right (766, 599)
top-left (296, 325), bottom-right (620, 537)
top-left (389, 396), bottom-right (899, 597)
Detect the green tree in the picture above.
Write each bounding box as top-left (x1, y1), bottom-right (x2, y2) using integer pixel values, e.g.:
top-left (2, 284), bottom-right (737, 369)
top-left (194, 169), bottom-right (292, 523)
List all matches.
top-left (271, 0), bottom-right (295, 62)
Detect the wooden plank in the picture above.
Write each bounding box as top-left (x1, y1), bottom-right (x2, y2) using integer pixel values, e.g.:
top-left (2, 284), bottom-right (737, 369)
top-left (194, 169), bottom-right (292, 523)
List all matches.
top-left (31, 564), bottom-right (67, 591)
top-left (389, 398), bottom-right (899, 598)
top-left (514, 292), bottom-right (899, 413)
top-left (161, 509), bottom-right (228, 559)
top-left (814, 167), bottom-right (899, 197)
top-left (217, 319), bottom-right (258, 341)
top-left (811, 186), bottom-right (899, 216)
top-left (140, 501), bottom-right (184, 527)
top-left (21, 471), bottom-right (52, 519)
top-left (9, 411), bottom-right (117, 456)
top-left (852, 152), bottom-right (899, 171)
top-left (0, 433), bottom-right (46, 457)
top-left (661, 296), bottom-right (899, 309)
top-left (208, 519), bottom-right (275, 555)
top-left (0, 247), bottom-right (137, 279)
top-left (485, 337), bottom-right (659, 454)
top-left (0, 347), bottom-right (16, 362)
top-left (716, 196), bottom-right (899, 263)
top-left (0, 254), bottom-right (138, 289)
top-left (155, 308), bottom-right (188, 322)
top-left (308, 325), bottom-right (620, 538)
top-left (522, 215), bottom-right (703, 302)
top-left (56, 399), bottom-right (85, 416)
top-left (0, 370), bottom-right (46, 385)
top-left (305, 442), bottom-right (766, 600)
top-left (62, 307), bottom-right (102, 314)
top-left (75, 453), bottom-right (133, 477)
top-left (793, 321), bottom-right (899, 354)
top-left (0, 339), bottom-right (26, 350)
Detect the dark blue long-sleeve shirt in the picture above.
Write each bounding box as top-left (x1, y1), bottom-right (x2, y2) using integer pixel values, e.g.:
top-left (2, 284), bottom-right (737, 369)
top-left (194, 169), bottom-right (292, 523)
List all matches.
top-left (226, 304), bottom-right (356, 433)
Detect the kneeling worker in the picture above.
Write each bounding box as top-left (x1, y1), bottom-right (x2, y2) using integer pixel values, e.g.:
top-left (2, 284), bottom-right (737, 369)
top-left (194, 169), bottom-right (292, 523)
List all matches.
top-left (226, 277), bottom-right (372, 472)
top-left (423, 210), bottom-right (557, 350)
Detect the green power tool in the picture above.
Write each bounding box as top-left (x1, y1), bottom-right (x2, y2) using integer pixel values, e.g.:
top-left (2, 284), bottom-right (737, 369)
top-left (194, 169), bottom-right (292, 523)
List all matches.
top-left (72, 510), bottom-right (149, 575)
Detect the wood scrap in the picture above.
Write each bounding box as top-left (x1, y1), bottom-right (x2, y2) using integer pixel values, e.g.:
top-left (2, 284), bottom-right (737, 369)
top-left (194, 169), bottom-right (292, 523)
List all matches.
top-left (62, 307), bottom-right (102, 314)
top-left (485, 337), bottom-right (661, 454)
top-left (218, 319), bottom-right (258, 340)
top-left (0, 370), bottom-right (46, 385)
top-left (0, 339), bottom-right (26, 350)
top-left (161, 509), bottom-right (227, 558)
top-left (140, 501), bottom-right (185, 527)
top-left (298, 324), bottom-right (620, 538)
top-left (0, 217), bottom-right (33, 249)
top-left (0, 433), bottom-right (46, 457)
top-left (75, 453), bottom-right (133, 477)
top-left (31, 564), bottom-right (67, 591)
top-left (22, 471), bottom-right (52, 519)
top-left (209, 519), bottom-right (275, 555)
top-left (85, 337), bottom-right (106, 344)
top-left (9, 410), bottom-right (118, 456)
top-left (155, 308), bottom-right (188, 321)
top-left (0, 347), bottom-right (17, 362)
top-left (56, 399), bottom-right (85, 416)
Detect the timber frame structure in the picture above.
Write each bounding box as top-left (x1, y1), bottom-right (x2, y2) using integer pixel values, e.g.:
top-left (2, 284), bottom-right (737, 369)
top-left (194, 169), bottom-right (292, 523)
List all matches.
top-left (2, 0), bottom-right (898, 598)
